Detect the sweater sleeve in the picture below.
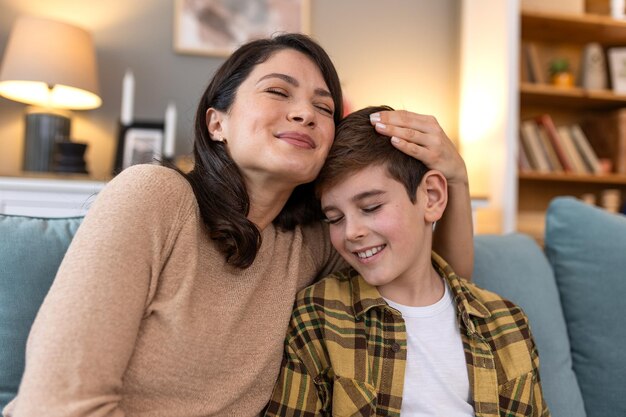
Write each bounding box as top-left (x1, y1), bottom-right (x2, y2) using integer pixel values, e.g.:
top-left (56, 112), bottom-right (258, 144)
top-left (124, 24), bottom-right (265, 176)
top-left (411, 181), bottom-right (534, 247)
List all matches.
top-left (300, 222), bottom-right (347, 289)
top-left (4, 165), bottom-right (195, 417)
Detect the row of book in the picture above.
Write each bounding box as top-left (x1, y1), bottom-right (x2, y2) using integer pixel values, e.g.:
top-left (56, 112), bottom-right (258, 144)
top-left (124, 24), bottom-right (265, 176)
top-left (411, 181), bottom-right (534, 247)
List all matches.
top-left (519, 114), bottom-right (602, 174)
top-left (521, 42), bottom-right (546, 84)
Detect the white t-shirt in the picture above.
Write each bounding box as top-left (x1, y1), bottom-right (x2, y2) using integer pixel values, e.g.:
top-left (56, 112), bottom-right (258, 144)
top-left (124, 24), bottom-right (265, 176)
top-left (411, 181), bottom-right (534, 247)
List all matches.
top-left (383, 280), bottom-right (474, 416)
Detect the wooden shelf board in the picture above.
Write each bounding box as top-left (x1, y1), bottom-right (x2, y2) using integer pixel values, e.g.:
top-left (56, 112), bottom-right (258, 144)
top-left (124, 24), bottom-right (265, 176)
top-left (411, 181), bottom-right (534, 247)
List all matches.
top-left (520, 83), bottom-right (626, 109)
top-left (522, 11), bottom-right (626, 45)
top-left (518, 171), bottom-right (626, 185)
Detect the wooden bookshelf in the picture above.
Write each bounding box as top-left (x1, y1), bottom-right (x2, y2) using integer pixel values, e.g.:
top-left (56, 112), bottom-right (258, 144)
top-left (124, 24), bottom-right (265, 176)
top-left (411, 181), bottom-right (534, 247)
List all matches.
top-left (518, 10), bottom-right (626, 238)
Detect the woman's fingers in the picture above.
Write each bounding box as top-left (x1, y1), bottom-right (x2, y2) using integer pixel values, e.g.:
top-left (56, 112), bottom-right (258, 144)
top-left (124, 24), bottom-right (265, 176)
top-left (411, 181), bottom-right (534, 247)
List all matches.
top-left (370, 109), bottom-right (467, 184)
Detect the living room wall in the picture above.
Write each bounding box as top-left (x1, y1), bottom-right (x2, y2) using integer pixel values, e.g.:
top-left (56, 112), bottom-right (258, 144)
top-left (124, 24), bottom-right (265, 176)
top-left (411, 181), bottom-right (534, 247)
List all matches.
top-left (0, 0), bottom-right (459, 179)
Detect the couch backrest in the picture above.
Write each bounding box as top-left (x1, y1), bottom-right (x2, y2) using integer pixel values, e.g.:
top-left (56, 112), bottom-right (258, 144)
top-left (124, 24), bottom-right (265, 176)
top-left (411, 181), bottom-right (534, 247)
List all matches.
top-left (0, 214), bottom-right (82, 409)
top-left (545, 197), bottom-right (626, 417)
top-left (473, 232), bottom-right (586, 417)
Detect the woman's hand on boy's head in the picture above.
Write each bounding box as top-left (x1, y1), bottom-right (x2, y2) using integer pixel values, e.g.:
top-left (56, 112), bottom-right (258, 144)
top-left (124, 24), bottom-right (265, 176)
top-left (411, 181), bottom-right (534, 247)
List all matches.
top-left (369, 110), bottom-right (468, 186)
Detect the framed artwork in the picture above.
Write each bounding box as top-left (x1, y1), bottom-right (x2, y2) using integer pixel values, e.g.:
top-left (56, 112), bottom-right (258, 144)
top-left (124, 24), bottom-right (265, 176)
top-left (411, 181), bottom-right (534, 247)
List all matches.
top-left (113, 121), bottom-right (165, 174)
top-left (173, 0), bottom-right (311, 57)
top-left (608, 47), bottom-right (626, 94)
top-left (123, 127), bottom-right (164, 169)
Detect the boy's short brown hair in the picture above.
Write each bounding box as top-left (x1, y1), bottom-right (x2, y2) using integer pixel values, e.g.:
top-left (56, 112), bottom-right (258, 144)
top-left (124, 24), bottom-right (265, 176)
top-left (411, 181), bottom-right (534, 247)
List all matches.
top-left (316, 105), bottom-right (428, 202)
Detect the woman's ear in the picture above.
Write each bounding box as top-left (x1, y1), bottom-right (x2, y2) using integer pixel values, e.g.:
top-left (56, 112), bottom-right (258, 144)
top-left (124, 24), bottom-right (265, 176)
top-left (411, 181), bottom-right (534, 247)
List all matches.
top-left (420, 170), bottom-right (448, 223)
top-left (206, 108), bottom-right (226, 142)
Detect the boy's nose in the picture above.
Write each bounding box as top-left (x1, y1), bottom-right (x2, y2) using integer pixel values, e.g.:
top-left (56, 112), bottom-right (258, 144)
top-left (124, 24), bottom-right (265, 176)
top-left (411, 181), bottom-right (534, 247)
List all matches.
top-left (345, 218), bottom-right (366, 241)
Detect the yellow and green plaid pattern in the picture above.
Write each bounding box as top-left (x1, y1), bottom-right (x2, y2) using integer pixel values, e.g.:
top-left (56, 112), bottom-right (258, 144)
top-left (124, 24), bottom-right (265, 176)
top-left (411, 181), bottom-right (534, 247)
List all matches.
top-left (264, 253), bottom-right (550, 417)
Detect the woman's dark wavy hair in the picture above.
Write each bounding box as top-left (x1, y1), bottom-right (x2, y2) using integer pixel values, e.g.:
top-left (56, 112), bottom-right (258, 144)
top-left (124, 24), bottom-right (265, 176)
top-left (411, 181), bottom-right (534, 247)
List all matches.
top-left (182, 33), bottom-right (343, 269)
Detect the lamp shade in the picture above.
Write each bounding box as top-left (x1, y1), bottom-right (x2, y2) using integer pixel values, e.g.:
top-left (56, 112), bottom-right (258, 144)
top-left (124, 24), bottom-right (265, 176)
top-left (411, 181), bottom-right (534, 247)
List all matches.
top-left (0, 16), bottom-right (101, 110)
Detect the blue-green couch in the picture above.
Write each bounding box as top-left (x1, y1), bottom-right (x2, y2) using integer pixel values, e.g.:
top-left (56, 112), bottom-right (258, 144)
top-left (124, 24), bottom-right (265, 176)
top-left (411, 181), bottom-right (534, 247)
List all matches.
top-left (1, 197), bottom-right (624, 417)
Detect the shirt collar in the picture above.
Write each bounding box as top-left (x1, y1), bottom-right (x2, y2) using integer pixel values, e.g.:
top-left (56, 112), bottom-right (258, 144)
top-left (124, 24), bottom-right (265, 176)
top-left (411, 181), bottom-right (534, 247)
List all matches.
top-left (348, 268), bottom-right (389, 318)
top-left (348, 252), bottom-right (492, 324)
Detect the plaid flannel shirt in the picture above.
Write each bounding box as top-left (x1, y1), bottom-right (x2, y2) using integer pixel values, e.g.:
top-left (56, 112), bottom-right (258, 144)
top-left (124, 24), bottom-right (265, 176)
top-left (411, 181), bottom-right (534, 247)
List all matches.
top-left (264, 252), bottom-right (550, 417)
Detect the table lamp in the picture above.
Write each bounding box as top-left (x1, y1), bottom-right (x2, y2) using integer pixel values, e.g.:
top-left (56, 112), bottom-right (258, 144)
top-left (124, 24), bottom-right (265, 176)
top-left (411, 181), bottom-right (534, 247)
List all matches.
top-left (0, 15), bottom-right (101, 172)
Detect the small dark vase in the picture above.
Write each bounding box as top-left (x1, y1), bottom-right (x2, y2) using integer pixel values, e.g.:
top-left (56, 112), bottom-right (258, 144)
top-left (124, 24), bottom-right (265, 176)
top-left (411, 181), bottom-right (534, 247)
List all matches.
top-left (53, 141), bottom-right (89, 174)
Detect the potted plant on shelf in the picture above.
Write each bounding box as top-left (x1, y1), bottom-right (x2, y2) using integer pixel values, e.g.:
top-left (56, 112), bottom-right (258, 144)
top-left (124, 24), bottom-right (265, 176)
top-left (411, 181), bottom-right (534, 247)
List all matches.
top-left (549, 58), bottom-right (575, 87)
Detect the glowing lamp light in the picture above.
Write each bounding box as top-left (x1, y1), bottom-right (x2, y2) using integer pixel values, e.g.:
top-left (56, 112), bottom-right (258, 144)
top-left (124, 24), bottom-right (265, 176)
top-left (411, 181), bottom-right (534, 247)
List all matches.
top-left (0, 15), bottom-right (101, 172)
top-left (0, 81), bottom-right (102, 110)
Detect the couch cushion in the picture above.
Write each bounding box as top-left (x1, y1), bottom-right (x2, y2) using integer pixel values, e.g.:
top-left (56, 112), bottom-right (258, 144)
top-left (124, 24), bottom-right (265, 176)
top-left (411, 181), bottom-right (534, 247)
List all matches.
top-left (545, 197), bottom-right (626, 417)
top-left (473, 233), bottom-right (586, 417)
top-left (0, 214), bottom-right (82, 409)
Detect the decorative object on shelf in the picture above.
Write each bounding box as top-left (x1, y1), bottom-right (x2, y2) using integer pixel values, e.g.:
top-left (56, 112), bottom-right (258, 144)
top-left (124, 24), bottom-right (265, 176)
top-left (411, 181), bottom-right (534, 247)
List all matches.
top-left (611, 0), bottom-right (626, 19)
top-left (163, 102), bottom-right (177, 162)
top-left (113, 71), bottom-right (177, 174)
top-left (580, 193), bottom-right (596, 205)
top-left (173, 0), bottom-right (310, 56)
top-left (0, 16), bottom-right (101, 173)
top-left (580, 43), bottom-right (608, 90)
top-left (53, 141), bottom-right (88, 174)
top-left (549, 58), bottom-right (575, 87)
top-left (607, 47), bottom-right (626, 93)
top-left (114, 121), bottom-right (165, 174)
top-left (120, 69), bottom-right (134, 126)
top-left (601, 188), bottom-right (622, 212)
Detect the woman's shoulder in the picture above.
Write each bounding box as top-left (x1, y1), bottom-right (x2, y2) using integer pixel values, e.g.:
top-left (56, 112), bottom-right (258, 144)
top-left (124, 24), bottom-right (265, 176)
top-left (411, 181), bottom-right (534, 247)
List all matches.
top-left (110, 164), bottom-right (191, 192)
top-left (94, 164), bottom-right (197, 220)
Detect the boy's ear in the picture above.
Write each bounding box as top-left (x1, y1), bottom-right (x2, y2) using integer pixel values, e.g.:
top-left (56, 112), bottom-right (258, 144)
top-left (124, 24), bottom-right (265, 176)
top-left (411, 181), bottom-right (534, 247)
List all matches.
top-left (419, 170), bottom-right (448, 223)
top-left (205, 108), bottom-right (227, 142)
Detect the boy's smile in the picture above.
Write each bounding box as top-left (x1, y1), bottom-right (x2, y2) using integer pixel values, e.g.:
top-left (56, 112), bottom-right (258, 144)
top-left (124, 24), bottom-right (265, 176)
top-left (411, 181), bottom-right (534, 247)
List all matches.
top-left (321, 164), bottom-right (441, 305)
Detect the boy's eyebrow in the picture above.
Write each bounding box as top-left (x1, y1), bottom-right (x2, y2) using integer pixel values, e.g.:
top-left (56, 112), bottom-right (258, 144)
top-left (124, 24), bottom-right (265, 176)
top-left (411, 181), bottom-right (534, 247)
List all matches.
top-left (322, 189), bottom-right (386, 212)
top-left (257, 73), bottom-right (332, 97)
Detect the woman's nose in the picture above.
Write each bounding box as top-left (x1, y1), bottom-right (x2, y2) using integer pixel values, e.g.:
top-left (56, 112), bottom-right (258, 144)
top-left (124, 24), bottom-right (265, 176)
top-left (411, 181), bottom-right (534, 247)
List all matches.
top-left (287, 102), bottom-right (315, 127)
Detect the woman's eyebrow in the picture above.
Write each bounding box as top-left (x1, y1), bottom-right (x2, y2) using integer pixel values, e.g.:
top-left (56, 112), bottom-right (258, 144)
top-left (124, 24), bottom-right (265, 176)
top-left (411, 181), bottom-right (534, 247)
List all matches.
top-left (257, 73), bottom-right (331, 97)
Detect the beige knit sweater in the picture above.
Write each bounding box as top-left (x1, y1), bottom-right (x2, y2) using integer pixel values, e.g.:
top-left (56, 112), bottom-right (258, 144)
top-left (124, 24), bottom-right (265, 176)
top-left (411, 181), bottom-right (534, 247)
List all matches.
top-left (4, 164), bottom-right (344, 417)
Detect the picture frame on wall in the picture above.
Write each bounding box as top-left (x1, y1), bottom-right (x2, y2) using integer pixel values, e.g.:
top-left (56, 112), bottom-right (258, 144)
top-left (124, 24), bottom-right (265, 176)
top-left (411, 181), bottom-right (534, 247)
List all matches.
top-left (607, 47), bottom-right (626, 94)
top-left (173, 0), bottom-right (311, 57)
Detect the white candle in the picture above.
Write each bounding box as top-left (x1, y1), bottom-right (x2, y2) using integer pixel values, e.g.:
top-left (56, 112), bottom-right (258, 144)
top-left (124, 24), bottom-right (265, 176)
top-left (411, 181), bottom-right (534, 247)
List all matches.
top-left (120, 69), bottom-right (134, 125)
top-left (163, 102), bottom-right (177, 158)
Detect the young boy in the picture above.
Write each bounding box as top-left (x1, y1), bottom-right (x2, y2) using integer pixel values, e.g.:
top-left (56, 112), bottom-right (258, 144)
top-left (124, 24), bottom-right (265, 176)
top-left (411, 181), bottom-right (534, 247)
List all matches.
top-left (264, 106), bottom-right (550, 417)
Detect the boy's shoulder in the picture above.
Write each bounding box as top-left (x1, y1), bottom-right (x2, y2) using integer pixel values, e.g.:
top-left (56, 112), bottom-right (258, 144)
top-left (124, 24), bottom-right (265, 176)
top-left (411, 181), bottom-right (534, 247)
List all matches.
top-left (454, 277), bottom-right (531, 341)
top-left (434, 252), bottom-right (527, 321)
top-left (461, 278), bottom-right (525, 316)
top-left (294, 266), bottom-right (359, 313)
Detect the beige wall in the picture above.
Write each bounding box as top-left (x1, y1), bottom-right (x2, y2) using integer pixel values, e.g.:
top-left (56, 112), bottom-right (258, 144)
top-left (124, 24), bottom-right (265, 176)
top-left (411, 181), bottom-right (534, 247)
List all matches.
top-left (0, 0), bottom-right (459, 179)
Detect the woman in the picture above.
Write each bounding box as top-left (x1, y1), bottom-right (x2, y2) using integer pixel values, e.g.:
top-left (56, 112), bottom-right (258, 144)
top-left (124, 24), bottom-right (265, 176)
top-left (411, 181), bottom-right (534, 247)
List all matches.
top-left (5, 34), bottom-right (472, 417)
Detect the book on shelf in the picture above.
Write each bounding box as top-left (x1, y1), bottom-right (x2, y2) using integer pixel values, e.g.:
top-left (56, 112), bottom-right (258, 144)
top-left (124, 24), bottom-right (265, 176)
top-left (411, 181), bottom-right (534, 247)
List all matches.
top-left (518, 115), bottom-right (605, 176)
top-left (519, 128), bottom-right (539, 171)
top-left (581, 109), bottom-right (626, 175)
top-left (536, 114), bottom-right (573, 172)
top-left (570, 124), bottom-right (602, 175)
top-left (520, 120), bottom-right (550, 172)
top-left (518, 138), bottom-right (532, 172)
top-left (522, 42), bottom-right (546, 84)
top-left (536, 124), bottom-right (563, 172)
top-left (557, 126), bottom-right (590, 174)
